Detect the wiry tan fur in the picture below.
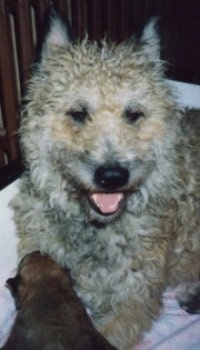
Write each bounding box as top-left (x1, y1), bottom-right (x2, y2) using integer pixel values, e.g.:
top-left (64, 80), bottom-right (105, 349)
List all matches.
top-left (11, 13), bottom-right (200, 350)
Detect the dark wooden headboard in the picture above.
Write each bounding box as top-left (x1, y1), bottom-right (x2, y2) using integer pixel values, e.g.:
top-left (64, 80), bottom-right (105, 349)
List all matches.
top-left (0, 0), bottom-right (200, 189)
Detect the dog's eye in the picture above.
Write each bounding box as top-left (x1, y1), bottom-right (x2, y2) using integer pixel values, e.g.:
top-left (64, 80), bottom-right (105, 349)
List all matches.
top-left (67, 108), bottom-right (89, 123)
top-left (124, 109), bottom-right (145, 123)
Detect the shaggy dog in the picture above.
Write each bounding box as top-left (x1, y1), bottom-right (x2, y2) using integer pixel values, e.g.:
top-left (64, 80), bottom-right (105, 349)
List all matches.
top-left (2, 251), bottom-right (117, 350)
top-left (11, 9), bottom-right (200, 350)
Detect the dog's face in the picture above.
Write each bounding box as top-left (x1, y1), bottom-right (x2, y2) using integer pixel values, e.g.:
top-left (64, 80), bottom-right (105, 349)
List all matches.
top-left (21, 12), bottom-right (179, 223)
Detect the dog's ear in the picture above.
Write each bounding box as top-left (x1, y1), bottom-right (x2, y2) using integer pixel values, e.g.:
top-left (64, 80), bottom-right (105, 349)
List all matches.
top-left (36, 6), bottom-right (74, 62)
top-left (6, 275), bottom-right (22, 309)
top-left (139, 17), bottom-right (160, 61)
top-left (6, 276), bottom-right (21, 295)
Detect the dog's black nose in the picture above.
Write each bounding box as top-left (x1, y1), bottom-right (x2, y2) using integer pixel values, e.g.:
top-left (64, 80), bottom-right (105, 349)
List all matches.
top-left (94, 165), bottom-right (129, 190)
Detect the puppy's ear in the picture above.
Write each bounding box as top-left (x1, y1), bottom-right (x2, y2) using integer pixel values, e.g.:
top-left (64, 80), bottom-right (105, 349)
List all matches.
top-left (36, 6), bottom-right (74, 63)
top-left (6, 275), bottom-right (22, 309)
top-left (6, 276), bottom-right (21, 295)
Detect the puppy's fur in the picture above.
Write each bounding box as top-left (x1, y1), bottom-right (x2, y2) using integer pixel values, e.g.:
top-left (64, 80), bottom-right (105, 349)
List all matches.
top-left (11, 10), bottom-right (200, 350)
top-left (2, 251), bottom-right (117, 350)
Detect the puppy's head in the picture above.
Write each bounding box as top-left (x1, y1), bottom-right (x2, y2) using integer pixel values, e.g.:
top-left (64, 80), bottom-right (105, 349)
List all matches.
top-left (17, 251), bottom-right (72, 284)
top-left (6, 251), bottom-right (72, 308)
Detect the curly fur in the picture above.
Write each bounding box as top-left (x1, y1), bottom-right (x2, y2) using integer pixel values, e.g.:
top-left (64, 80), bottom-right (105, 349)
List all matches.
top-left (11, 12), bottom-right (200, 350)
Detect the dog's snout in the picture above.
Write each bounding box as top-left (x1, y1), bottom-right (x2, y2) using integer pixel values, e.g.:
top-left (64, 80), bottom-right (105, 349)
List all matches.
top-left (94, 165), bottom-right (129, 190)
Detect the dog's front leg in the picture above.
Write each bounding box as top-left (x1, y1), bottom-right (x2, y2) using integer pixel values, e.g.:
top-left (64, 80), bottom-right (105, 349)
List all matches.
top-left (99, 285), bottom-right (163, 350)
top-left (96, 236), bottom-right (169, 350)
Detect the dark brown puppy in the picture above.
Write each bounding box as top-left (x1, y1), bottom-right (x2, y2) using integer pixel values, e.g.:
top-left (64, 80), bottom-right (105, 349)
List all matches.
top-left (2, 251), bottom-right (117, 350)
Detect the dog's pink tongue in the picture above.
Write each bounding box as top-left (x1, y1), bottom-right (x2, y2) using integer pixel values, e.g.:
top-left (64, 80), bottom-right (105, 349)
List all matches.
top-left (91, 193), bottom-right (124, 214)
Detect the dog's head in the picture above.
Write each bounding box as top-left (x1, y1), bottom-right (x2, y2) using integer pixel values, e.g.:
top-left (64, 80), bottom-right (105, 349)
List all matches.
top-left (6, 251), bottom-right (72, 308)
top-left (21, 9), bottom-right (180, 224)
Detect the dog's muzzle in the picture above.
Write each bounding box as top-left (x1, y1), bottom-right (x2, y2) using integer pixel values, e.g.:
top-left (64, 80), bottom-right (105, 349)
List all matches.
top-left (88, 164), bottom-right (129, 216)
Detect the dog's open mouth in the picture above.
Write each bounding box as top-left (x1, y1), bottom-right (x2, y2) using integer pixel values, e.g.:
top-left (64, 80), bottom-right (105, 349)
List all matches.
top-left (88, 192), bottom-right (125, 216)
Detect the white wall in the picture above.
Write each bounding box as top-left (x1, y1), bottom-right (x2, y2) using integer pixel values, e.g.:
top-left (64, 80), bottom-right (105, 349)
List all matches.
top-left (168, 80), bottom-right (200, 108)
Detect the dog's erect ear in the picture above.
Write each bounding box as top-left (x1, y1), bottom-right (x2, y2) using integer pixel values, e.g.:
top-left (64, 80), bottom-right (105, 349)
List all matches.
top-left (139, 17), bottom-right (160, 61)
top-left (37, 6), bottom-right (74, 62)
